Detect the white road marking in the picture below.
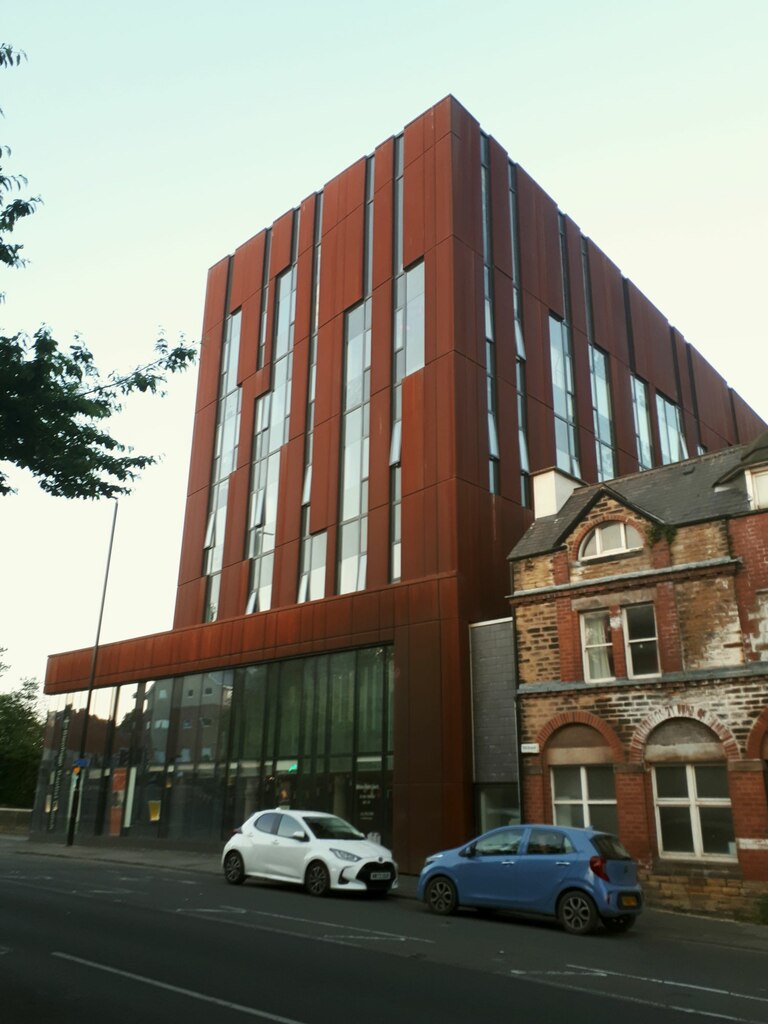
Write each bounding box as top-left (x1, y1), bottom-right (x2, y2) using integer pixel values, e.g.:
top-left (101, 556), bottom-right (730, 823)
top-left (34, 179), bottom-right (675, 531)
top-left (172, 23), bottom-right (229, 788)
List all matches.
top-left (245, 908), bottom-right (433, 943)
top-left (52, 952), bottom-right (309, 1023)
top-left (567, 964), bottom-right (768, 1005)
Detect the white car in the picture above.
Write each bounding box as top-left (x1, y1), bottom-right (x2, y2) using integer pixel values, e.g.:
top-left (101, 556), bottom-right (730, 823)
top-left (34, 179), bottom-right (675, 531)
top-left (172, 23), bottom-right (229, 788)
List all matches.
top-left (222, 809), bottom-right (398, 897)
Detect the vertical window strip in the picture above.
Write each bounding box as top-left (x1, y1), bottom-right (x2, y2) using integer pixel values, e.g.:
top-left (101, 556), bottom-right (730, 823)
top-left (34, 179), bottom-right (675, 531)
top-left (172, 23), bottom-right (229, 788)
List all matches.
top-left (389, 134), bottom-right (425, 580)
top-left (257, 230), bottom-right (272, 371)
top-left (481, 134), bottom-right (500, 494)
top-left (581, 238), bottom-right (615, 481)
top-left (656, 392), bottom-right (689, 466)
top-left (245, 211), bottom-right (301, 613)
top-left (203, 308), bottom-right (242, 622)
top-left (550, 215), bottom-right (581, 479)
top-left (631, 375), bottom-right (654, 470)
top-left (508, 162), bottom-right (530, 506)
top-left (298, 193), bottom-right (326, 603)
top-left (338, 156), bottom-right (374, 595)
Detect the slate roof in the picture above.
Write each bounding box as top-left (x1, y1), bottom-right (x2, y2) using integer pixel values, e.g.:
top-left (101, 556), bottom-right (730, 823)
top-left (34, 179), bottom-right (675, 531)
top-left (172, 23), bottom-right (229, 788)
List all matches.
top-left (508, 431), bottom-right (768, 561)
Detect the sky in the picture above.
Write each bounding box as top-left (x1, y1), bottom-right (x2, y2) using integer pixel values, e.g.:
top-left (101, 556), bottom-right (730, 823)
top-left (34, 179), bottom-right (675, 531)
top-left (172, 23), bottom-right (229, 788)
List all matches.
top-left (1, 0), bottom-right (767, 695)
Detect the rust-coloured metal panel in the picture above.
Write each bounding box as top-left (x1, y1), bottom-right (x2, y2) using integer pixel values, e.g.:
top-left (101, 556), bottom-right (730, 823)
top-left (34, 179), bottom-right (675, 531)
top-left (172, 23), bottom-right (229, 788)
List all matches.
top-left (452, 240), bottom-right (483, 364)
top-left (450, 116), bottom-right (482, 255)
top-left (586, 239), bottom-right (630, 363)
top-left (628, 281), bottom-right (676, 392)
top-left (196, 323), bottom-right (225, 414)
top-left (369, 279), bottom-right (393, 398)
top-left (173, 577), bottom-right (206, 629)
top-left (367, 388), bottom-right (391, 512)
top-left (236, 292), bottom-right (262, 386)
top-left (293, 243), bottom-right (314, 352)
top-left (366, 504), bottom-right (389, 589)
top-left (186, 401), bottom-right (217, 496)
top-left (270, 208), bottom-right (295, 280)
top-left (374, 136), bottom-right (394, 193)
top-left (218, 562), bottom-right (247, 621)
top-left (488, 136), bottom-right (513, 280)
top-left (401, 370), bottom-right (425, 497)
top-left (433, 354), bottom-right (456, 483)
top-left (177, 485), bottom-right (208, 586)
top-left (401, 490), bottom-right (424, 580)
top-left (564, 217), bottom-right (587, 337)
top-left (222, 463), bottom-right (250, 569)
top-left (402, 149), bottom-right (425, 268)
top-left (407, 619), bottom-right (444, 784)
top-left (732, 389), bottom-right (768, 441)
top-left (312, 317), bottom-right (343, 436)
top-left (515, 167), bottom-right (563, 319)
top-left (689, 345), bottom-right (737, 446)
top-left (340, 204), bottom-right (364, 313)
top-left (229, 231), bottom-right (265, 313)
top-left (339, 157), bottom-right (367, 222)
top-left (298, 193), bottom-right (317, 255)
top-left (404, 108), bottom-right (426, 165)
top-left (275, 435), bottom-right (305, 550)
top-left (671, 328), bottom-right (695, 418)
top-left (612, 360), bottom-right (639, 476)
top-left (201, 257), bottom-right (229, 337)
top-left (372, 161), bottom-right (394, 293)
top-left (308, 414), bottom-right (340, 534)
top-left (453, 353), bottom-right (484, 488)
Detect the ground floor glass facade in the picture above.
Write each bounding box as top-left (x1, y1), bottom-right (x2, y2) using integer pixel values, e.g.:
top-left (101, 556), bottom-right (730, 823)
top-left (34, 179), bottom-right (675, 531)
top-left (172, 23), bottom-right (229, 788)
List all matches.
top-left (33, 645), bottom-right (394, 848)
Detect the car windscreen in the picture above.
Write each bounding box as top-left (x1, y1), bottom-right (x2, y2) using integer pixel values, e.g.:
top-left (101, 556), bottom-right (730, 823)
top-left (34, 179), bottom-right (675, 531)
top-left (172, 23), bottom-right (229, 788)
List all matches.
top-left (591, 833), bottom-right (632, 860)
top-left (304, 816), bottom-right (364, 840)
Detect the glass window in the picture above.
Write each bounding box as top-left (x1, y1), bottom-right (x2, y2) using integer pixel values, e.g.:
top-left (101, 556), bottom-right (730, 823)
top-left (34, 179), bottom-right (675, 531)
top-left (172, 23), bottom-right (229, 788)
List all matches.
top-left (653, 764), bottom-right (735, 858)
top-left (549, 315), bottom-right (580, 478)
top-left (589, 346), bottom-right (615, 481)
top-left (580, 521), bottom-right (644, 560)
top-left (255, 811), bottom-right (280, 835)
top-left (526, 829), bottom-right (574, 855)
top-left (581, 611), bottom-right (615, 682)
top-left (631, 376), bottom-right (654, 471)
top-left (656, 392), bottom-right (689, 466)
top-left (624, 604), bottom-right (659, 677)
top-left (475, 827), bottom-right (525, 856)
top-left (552, 765), bottom-right (618, 833)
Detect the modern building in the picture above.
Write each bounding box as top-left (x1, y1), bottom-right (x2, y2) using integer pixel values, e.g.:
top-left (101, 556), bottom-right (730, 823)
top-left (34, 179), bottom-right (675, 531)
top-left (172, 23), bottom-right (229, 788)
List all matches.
top-left (507, 435), bottom-right (768, 919)
top-left (36, 96), bottom-right (766, 873)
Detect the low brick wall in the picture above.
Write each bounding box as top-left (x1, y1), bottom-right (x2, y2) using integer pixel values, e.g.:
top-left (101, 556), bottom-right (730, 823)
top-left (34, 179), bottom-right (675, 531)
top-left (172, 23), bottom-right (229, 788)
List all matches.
top-left (640, 867), bottom-right (768, 924)
top-left (0, 807), bottom-right (32, 834)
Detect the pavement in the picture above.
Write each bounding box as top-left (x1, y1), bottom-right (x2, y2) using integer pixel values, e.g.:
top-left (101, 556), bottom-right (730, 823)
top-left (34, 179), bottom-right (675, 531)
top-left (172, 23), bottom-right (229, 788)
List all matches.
top-left (2, 832), bottom-right (767, 952)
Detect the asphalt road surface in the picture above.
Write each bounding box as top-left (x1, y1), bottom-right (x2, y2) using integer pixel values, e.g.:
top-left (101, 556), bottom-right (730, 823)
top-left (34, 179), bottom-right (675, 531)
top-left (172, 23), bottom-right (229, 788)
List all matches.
top-left (1, 851), bottom-right (767, 1024)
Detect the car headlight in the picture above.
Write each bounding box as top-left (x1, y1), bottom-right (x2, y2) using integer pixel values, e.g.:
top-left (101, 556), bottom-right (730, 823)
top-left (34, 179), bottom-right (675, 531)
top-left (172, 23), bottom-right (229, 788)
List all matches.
top-left (424, 853), bottom-right (443, 865)
top-left (331, 848), bottom-right (362, 862)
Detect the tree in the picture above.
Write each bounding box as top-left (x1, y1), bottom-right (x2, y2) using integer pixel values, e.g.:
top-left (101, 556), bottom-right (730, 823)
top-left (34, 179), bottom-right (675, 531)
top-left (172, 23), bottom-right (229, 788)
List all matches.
top-left (0, 44), bottom-right (197, 499)
top-left (0, 666), bottom-right (44, 808)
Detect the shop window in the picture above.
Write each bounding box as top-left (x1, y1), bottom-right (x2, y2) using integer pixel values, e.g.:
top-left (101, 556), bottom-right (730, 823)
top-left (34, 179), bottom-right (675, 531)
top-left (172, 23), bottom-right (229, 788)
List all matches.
top-left (580, 521), bottom-right (643, 560)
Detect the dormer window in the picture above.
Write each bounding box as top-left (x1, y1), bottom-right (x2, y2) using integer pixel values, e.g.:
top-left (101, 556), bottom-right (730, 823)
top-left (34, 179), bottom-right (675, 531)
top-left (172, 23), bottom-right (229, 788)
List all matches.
top-left (580, 521), bottom-right (643, 560)
top-left (747, 469), bottom-right (768, 510)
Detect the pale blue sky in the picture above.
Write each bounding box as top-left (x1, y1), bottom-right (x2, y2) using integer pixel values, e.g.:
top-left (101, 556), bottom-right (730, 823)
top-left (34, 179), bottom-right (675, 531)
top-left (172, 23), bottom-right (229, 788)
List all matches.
top-left (2, 0), bottom-right (767, 691)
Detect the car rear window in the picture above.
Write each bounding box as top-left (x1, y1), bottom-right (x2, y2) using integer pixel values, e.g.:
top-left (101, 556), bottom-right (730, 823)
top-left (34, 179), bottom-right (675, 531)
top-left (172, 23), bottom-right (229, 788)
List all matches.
top-left (304, 815), bottom-right (364, 840)
top-left (591, 833), bottom-right (632, 860)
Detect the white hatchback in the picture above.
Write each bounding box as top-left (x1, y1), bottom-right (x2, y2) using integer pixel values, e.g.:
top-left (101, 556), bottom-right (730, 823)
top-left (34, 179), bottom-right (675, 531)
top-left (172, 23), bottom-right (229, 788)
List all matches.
top-left (222, 809), bottom-right (398, 897)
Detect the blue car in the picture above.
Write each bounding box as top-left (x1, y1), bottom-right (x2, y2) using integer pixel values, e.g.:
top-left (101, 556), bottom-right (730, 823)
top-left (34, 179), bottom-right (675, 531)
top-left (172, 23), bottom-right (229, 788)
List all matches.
top-left (417, 823), bottom-right (642, 935)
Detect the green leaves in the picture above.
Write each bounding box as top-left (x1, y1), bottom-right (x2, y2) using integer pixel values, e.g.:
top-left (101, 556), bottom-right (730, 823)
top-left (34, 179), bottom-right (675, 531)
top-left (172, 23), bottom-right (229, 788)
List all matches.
top-left (0, 676), bottom-right (43, 808)
top-left (0, 327), bottom-right (197, 498)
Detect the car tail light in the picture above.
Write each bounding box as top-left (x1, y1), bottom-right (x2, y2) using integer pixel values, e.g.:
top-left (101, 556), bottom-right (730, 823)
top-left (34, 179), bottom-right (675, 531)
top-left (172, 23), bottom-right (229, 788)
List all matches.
top-left (589, 855), bottom-right (610, 881)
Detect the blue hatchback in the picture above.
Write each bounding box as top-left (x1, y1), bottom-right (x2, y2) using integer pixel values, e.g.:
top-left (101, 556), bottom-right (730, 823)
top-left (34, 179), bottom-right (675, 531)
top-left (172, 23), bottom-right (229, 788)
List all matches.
top-left (417, 823), bottom-right (642, 935)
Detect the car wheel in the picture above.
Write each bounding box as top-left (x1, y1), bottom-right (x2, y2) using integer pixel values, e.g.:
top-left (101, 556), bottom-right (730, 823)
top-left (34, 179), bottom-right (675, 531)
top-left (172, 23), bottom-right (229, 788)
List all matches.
top-left (425, 876), bottom-right (458, 915)
top-left (602, 915), bottom-right (636, 933)
top-left (557, 891), bottom-right (598, 935)
top-left (223, 850), bottom-right (245, 885)
top-left (305, 860), bottom-right (331, 897)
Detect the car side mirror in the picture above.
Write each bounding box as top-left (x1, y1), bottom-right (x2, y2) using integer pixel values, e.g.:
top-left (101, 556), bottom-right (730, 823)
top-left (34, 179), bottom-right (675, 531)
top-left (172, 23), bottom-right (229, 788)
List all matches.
top-left (291, 830), bottom-right (308, 842)
top-left (459, 843), bottom-right (476, 858)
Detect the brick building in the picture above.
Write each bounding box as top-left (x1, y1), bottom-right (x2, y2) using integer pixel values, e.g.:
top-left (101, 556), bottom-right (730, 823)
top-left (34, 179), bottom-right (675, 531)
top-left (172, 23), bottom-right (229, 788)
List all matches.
top-left (508, 434), bottom-right (768, 919)
top-left (37, 96), bottom-right (766, 873)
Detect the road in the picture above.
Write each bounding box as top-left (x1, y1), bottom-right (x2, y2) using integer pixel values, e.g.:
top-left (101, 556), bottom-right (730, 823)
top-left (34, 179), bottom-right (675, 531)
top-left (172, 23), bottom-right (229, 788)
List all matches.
top-left (1, 849), bottom-right (767, 1024)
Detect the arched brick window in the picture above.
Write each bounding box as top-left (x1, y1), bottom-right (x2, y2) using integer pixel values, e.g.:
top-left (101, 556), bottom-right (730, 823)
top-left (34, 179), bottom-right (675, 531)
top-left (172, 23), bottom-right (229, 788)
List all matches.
top-left (547, 724), bottom-right (618, 834)
top-left (646, 719), bottom-right (736, 861)
top-left (579, 520), bottom-right (643, 561)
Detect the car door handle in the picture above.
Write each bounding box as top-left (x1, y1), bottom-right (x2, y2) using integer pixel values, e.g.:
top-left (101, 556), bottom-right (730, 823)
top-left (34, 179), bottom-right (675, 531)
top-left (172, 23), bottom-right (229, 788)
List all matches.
top-left (501, 860), bottom-right (516, 865)
top-left (556, 861), bottom-right (571, 866)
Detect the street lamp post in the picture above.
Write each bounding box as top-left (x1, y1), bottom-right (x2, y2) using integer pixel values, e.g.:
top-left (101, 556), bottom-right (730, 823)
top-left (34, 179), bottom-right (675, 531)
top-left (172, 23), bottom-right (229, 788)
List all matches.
top-left (65, 500), bottom-right (119, 847)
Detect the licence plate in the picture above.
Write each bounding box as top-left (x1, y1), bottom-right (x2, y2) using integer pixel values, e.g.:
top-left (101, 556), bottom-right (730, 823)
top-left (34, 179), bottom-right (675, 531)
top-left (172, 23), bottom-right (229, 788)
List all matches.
top-left (619, 894), bottom-right (638, 908)
top-left (370, 871), bottom-right (391, 881)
